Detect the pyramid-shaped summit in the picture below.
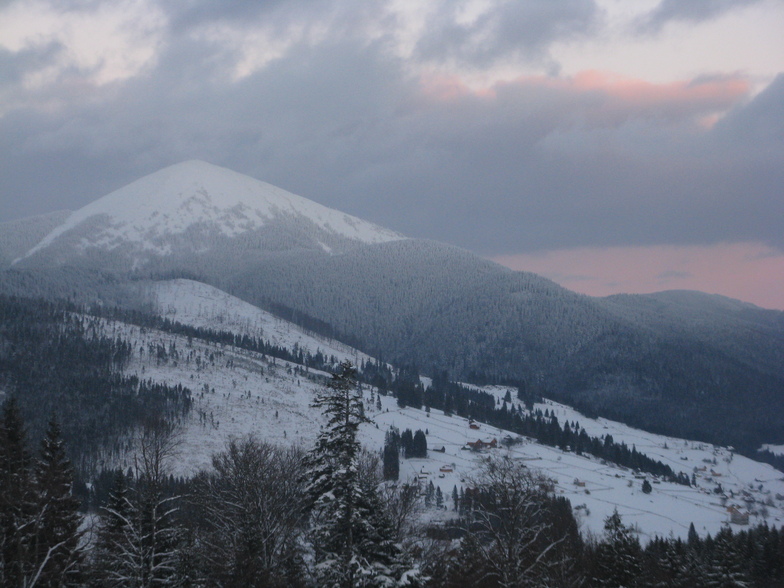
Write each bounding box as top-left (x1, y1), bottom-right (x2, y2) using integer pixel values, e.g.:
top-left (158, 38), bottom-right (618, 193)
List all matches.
top-left (19, 160), bottom-right (404, 268)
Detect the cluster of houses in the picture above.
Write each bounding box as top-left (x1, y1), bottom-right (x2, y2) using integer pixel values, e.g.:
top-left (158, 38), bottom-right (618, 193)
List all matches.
top-left (464, 438), bottom-right (498, 451)
top-left (462, 419), bottom-right (498, 451)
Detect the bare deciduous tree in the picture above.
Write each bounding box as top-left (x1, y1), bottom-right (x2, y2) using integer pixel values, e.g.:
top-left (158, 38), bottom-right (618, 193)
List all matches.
top-left (456, 454), bottom-right (578, 588)
top-left (192, 437), bottom-right (306, 587)
top-left (379, 479), bottom-right (421, 544)
top-left (93, 418), bottom-right (184, 587)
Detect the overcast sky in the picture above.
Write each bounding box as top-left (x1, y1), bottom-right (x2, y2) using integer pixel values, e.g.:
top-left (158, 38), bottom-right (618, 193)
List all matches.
top-left (1, 0), bottom-right (782, 308)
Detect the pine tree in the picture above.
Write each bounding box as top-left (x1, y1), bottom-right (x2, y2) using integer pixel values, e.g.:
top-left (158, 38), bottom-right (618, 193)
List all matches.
top-left (703, 526), bottom-right (751, 587)
top-left (401, 430), bottom-right (414, 459)
top-left (687, 522), bottom-right (700, 550)
top-left (412, 430), bottom-right (427, 459)
top-left (31, 417), bottom-right (83, 587)
top-left (304, 361), bottom-right (420, 587)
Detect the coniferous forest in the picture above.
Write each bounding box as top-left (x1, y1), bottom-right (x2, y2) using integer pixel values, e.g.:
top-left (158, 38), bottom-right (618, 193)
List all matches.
top-left (0, 296), bottom-right (192, 474)
top-left (4, 379), bottom-right (784, 587)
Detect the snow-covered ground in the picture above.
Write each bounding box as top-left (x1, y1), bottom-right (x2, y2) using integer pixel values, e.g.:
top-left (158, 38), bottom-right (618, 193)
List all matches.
top-left (96, 318), bottom-right (328, 474)
top-left (761, 444), bottom-right (784, 456)
top-left (87, 280), bottom-right (784, 544)
top-left (149, 279), bottom-right (373, 366)
top-left (360, 391), bottom-right (784, 543)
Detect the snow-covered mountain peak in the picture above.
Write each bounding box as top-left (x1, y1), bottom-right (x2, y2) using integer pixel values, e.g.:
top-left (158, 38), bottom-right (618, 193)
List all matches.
top-left (21, 160), bottom-right (404, 262)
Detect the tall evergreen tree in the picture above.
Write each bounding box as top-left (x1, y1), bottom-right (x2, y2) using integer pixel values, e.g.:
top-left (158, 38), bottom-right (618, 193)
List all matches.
top-left (0, 397), bottom-right (35, 588)
top-left (590, 509), bottom-right (643, 587)
top-left (31, 417), bottom-right (83, 587)
top-left (303, 361), bottom-right (419, 587)
top-left (412, 431), bottom-right (427, 459)
top-left (383, 434), bottom-right (400, 482)
top-left (703, 527), bottom-right (751, 587)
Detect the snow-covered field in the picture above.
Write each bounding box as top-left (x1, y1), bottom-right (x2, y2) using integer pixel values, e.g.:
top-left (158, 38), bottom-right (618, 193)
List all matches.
top-left (360, 395), bottom-right (784, 542)
top-left (91, 280), bottom-right (784, 544)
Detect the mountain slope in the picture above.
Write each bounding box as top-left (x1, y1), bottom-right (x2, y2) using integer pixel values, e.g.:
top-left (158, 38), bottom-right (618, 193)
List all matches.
top-left (16, 160), bottom-right (403, 269)
top-left (83, 303), bottom-right (784, 543)
top-left (224, 238), bottom-right (784, 451)
top-left (147, 278), bottom-right (372, 366)
top-left (7, 160), bottom-right (784, 455)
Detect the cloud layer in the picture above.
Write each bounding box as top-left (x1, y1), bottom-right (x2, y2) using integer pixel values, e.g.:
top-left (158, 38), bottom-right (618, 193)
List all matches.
top-left (0, 0), bottom-right (782, 305)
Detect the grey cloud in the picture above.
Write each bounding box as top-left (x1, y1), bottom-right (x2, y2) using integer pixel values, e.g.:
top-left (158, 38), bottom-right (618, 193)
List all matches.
top-left (0, 43), bottom-right (63, 89)
top-left (161, 0), bottom-right (387, 37)
top-left (163, 0), bottom-right (319, 32)
top-left (414, 0), bottom-right (599, 66)
top-left (0, 5), bottom-right (781, 259)
top-left (636, 0), bottom-right (763, 33)
top-left (713, 73), bottom-right (784, 145)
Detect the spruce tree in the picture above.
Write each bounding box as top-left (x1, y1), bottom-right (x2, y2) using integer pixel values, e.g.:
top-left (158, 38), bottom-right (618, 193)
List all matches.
top-left (383, 436), bottom-right (400, 482)
top-left (703, 526), bottom-right (751, 587)
top-left (412, 430), bottom-right (427, 459)
top-left (591, 509), bottom-right (643, 587)
top-left (304, 361), bottom-right (419, 587)
top-left (31, 417), bottom-right (83, 587)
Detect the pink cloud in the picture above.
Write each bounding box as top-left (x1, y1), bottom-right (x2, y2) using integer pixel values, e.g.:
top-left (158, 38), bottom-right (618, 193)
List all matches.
top-left (492, 242), bottom-right (784, 310)
top-left (417, 70), bottom-right (750, 126)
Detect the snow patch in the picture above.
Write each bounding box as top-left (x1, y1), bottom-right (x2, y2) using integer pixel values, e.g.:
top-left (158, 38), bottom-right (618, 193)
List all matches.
top-left (761, 444), bottom-right (784, 456)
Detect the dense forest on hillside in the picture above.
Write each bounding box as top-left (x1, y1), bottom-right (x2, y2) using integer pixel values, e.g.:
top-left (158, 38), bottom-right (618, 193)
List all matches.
top-left (5, 282), bottom-right (784, 483)
top-left (217, 239), bottom-right (784, 457)
top-left (0, 296), bottom-right (191, 472)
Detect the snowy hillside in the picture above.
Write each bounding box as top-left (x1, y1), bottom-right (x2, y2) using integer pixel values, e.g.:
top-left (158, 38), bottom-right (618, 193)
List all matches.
top-left (361, 398), bottom-right (784, 543)
top-left (17, 160), bottom-right (404, 265)
top-left (148, 278), bottom-right (372, 365)
top-left (91, 312), bottom-right (784, 544)
top-left (7, 161), bottom-right (782, 461)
